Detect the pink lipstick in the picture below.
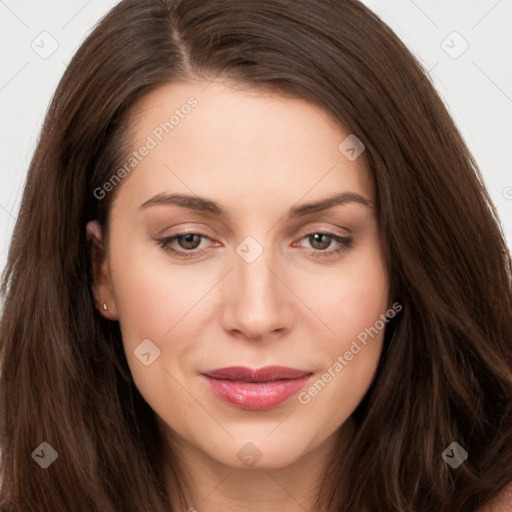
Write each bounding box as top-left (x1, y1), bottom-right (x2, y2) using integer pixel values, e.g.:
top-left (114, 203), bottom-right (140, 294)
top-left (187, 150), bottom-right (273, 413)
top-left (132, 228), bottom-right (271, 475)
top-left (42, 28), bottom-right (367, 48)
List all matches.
top-left (201, 366), bottom-right (312, 410)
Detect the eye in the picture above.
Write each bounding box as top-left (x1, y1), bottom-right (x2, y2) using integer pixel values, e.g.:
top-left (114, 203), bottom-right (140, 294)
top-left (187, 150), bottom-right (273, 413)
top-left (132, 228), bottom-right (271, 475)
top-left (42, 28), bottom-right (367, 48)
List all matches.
top-left (295, 232), bottom-right (352, 257)
top-left (156, 232), bottom-right (212, 259)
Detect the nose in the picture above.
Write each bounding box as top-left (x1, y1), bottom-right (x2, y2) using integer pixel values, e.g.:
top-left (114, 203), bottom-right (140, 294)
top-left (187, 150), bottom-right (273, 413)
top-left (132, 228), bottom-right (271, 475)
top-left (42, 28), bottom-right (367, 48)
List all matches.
top-left (220, 242), bottom-right (294, 341)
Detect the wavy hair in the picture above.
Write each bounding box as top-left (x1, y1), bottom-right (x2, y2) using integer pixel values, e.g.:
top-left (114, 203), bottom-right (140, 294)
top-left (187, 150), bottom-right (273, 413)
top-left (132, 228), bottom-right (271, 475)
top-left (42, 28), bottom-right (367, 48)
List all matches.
top-left (1, 0), bottom-right (511, 510)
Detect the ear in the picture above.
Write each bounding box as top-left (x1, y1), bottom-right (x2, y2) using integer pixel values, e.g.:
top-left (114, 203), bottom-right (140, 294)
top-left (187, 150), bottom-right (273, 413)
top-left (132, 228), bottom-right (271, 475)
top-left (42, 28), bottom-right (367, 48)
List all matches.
top-left (86, 220), bottom-right (119, 320)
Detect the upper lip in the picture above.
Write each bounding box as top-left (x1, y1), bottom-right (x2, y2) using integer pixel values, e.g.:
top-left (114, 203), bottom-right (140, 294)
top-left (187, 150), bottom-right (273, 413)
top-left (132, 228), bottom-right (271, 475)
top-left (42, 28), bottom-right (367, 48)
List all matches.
top-left (202, 366), bottom-right (312, 382)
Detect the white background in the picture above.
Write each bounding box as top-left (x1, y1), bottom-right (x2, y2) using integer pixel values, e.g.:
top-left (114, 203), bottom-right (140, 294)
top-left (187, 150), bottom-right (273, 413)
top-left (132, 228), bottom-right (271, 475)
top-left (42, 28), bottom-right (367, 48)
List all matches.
top-left (1, 0), bottom-right (511, 281)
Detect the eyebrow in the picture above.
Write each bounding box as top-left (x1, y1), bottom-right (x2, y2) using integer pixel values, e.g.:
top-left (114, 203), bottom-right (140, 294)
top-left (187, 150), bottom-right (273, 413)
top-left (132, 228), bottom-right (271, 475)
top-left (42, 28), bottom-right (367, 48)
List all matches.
top-left (138, 191), bottom-right (372, 218)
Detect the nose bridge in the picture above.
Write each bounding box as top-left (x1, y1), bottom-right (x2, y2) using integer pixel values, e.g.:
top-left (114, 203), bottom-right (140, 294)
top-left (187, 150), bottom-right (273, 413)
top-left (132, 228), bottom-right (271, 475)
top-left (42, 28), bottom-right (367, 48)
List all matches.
top-left (221, 234), bottom-right (292, 338)
top-left (235, 234), bottom-right (282, 308)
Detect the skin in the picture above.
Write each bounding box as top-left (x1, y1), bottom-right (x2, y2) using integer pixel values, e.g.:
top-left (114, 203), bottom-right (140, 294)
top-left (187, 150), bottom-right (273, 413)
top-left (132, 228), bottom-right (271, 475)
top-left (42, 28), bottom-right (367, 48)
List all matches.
top-left (88, 80), bottom-right (392, 511)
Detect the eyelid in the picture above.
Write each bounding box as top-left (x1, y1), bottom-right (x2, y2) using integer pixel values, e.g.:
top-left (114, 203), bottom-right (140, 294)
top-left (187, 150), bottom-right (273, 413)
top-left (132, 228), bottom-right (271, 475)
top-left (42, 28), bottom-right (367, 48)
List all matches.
top-left (155, 222), bottom-right (217, 238)
top-left (157, 222), bottom-right (349, 244)
top-left (295, 222), bottom-right (351, 238)
top-left (156, 220), bottom-right (349, 239)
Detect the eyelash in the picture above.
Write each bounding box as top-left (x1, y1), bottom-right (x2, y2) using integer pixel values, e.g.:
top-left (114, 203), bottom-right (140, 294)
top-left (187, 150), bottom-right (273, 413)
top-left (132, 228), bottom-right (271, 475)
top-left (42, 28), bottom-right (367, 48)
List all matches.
top-left (156, 231), bottom-right (352, 259)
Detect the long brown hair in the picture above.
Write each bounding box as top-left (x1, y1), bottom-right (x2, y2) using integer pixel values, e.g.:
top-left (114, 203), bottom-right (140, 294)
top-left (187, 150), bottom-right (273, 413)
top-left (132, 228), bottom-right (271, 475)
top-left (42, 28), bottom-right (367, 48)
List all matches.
top-left (1, 1), bottom-right (511, 510)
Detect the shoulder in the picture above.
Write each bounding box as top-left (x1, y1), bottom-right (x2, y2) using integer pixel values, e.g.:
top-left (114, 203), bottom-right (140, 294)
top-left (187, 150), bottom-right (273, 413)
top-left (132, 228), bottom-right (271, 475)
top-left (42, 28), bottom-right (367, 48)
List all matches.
top-left (476, 482), bottom-right (512, 512)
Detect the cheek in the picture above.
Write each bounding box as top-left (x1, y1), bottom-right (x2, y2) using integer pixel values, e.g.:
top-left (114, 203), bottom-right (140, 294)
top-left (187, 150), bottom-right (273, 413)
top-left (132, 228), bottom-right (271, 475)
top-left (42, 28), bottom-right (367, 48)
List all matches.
top-left (107, 236), bottom-right (230, 390)
top-left (308, 249), bottom-right (389, 347)
top-left (109, 245), bottom-right (208, 342)
top-left (295, 247), bottom-right (389, 421)
top-left (108, 246), bottom-right (207, 411)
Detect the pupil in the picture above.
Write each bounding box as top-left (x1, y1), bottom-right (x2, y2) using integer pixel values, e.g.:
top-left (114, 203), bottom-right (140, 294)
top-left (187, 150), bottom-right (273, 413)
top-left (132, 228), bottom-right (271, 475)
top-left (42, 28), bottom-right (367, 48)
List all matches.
top-left (312, 233), bottom-right (330, 250)
top-left (181, 234), bottom-right (200, 250)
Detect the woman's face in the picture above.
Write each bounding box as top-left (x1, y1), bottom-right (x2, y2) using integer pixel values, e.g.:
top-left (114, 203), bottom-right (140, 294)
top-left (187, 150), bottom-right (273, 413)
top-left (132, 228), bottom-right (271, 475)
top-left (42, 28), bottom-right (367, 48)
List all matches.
top-left (90, 80), bottom-right (390, 470)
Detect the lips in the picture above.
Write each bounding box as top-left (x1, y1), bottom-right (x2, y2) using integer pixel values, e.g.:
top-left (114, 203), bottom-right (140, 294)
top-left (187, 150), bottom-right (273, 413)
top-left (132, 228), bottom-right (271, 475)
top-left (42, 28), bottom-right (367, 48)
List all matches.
top-left (201, 366), bottom-right (313, 410)
top-left (203, 366), bottom-right (311, 382)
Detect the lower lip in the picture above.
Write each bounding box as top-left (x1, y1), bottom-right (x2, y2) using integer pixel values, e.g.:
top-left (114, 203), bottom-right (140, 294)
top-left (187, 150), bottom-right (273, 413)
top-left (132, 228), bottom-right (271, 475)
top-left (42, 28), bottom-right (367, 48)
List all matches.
top-left (202, 375), bottom-right (312, 410)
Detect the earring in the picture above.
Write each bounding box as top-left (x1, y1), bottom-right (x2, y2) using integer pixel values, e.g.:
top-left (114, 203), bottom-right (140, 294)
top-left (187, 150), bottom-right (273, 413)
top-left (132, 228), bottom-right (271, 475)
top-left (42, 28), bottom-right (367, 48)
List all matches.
top-left (103, 303), bottom-right (108, 311)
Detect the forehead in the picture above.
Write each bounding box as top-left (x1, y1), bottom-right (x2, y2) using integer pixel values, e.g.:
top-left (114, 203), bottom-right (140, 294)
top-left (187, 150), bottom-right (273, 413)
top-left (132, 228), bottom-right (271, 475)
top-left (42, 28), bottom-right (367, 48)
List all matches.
top-left (117, 80), bottom-right (374, 209)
